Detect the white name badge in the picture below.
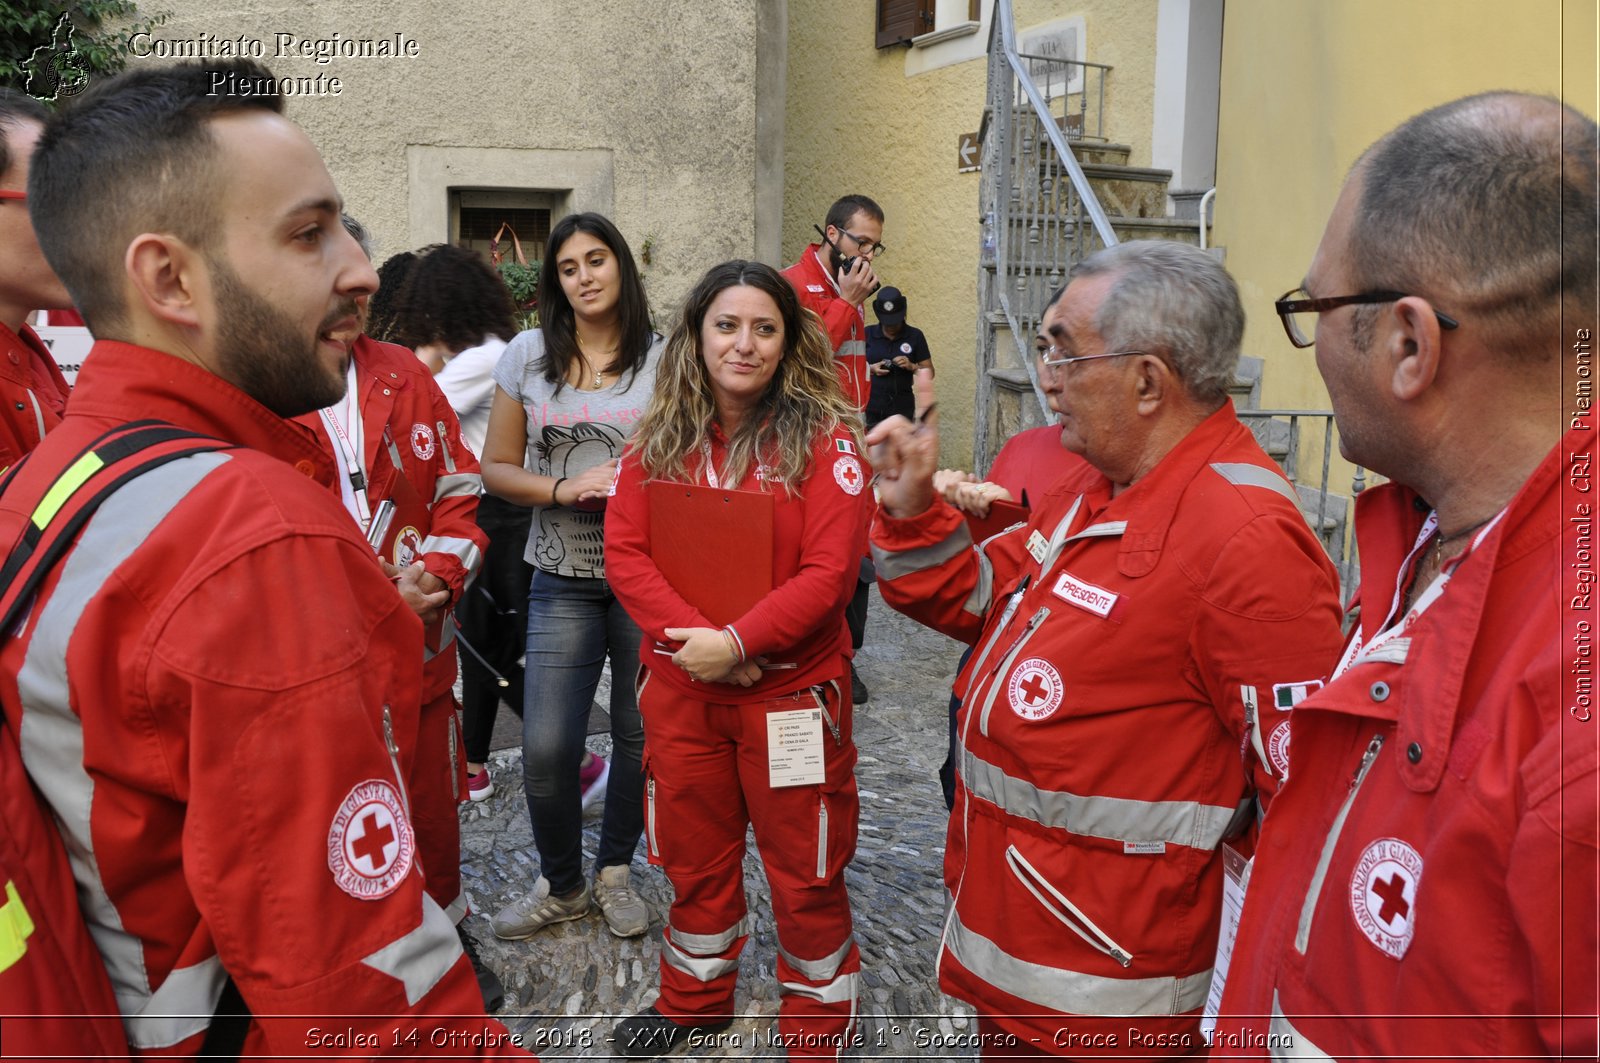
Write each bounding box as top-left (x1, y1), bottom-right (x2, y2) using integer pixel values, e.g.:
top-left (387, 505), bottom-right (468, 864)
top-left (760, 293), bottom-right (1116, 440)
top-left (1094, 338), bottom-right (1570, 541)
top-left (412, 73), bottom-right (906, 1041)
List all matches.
top-left (1201, 844), bottom-right (1252, 1044)
top-left (1026, 530), bottom-right (1049, 564)
top-left (1052, 570), bottom-right (1119, 618)
top-left (767, 708), bottom-right (826, 788)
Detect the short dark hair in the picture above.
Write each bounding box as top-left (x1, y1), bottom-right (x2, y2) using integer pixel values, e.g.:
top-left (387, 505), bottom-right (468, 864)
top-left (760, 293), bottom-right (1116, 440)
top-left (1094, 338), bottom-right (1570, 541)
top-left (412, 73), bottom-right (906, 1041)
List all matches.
top-left (536, 212), bottom-right (654, 394)
top-left (28, 59), bottom-right (285, 335)
top-left (1070, 240), bottom-right (1243, 406)
top-left (1348, 92), bottom-right (1598, 360)
top-left (0, 89), bottom-right (50, 180)
top-left (388, 244), bottom-right (518, 352)
top-left (825, 194), bottom-right (884, 232)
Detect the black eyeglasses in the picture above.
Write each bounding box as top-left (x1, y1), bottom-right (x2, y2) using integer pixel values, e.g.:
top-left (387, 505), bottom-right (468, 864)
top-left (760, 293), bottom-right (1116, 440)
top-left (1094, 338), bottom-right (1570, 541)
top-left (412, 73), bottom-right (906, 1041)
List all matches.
top-left (1274, 289), bottom-right (1459, 349)
top-left (839, 230), bottom-right (886, 259)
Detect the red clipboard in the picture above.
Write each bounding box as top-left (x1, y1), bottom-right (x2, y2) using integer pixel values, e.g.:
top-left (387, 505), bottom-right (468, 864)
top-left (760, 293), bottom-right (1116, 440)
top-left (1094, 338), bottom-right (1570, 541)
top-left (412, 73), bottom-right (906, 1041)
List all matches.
top-left (964, 498), bottom-right (1030, 541)
top-left (646, 481), bottom-right (774, 626)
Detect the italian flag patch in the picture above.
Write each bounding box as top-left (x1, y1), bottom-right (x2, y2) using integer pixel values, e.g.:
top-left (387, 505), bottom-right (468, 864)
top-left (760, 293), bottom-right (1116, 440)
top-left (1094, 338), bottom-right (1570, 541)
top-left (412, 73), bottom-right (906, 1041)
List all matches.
top-left (835, 438), bottom-right (857, 456)
top-left (1273, 680), bottom-right (1323, 710)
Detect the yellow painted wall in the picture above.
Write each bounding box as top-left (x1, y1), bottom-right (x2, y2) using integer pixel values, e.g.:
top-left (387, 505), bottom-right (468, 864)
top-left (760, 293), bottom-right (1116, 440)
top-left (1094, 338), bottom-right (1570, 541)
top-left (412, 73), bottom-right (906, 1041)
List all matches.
top-left (783, 0), bottom-right (1163, 468)
top-left (1214, 0), bottom-right (1599, 485)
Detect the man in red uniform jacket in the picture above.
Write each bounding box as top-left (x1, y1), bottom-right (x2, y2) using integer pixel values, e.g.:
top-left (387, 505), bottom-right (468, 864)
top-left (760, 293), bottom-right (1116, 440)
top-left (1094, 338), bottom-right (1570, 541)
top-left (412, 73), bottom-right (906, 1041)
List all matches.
top-left (0, 90), bottom-right (73, 471)
top-left (1212, 93), bottom-right (1598, 1060)
top-left (288, 223), bottom-right (497, 1008)
top-left (783, 194), bottom-right (886, 704)
top-left (867, 241), bottom-right (1345, 1057)
top-left (0, 60), bottom-right (531, 1057)
top-left (781, 194), bottom-right (884, 411)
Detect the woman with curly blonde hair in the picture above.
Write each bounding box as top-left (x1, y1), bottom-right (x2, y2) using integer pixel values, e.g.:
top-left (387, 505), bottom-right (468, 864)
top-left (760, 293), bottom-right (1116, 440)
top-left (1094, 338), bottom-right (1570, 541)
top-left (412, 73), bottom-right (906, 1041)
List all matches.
top-left (605, 260), bottom-right (871, 1059)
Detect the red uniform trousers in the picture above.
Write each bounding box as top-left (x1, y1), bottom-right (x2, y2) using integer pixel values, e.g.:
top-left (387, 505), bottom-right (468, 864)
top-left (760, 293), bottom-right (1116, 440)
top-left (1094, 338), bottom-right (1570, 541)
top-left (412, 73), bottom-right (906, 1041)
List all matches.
top-left (640, 676), bottom-right (861, 1059)
top-left (411, 688), bottom-right (468, 920)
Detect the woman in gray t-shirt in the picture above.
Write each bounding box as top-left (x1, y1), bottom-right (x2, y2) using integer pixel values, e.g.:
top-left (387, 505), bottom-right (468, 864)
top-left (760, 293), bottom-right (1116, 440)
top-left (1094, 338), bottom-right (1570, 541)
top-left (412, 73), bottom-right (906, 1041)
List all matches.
top-left (479, 213), bottom-right (661, 944)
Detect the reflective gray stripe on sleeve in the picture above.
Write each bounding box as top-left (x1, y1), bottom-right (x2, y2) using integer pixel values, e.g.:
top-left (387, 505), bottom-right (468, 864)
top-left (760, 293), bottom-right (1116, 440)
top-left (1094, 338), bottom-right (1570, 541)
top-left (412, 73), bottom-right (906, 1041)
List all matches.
top-left (432, 472), bottom-right (479, 502)
top-left (961, 745), bottom-right (1246, 850)
top-left (963, 542), bottom-right (996, 618)
top-left (837, 339), bottom-right (866, 358)
top-left (361, 894), bottom-right (464, 1006)
top-left (946, 908), bottom-right (1211, 1016)
top-left (14, 452), bottom-right (231, 1048)
top-left (1210, 462), bottom-right (1301, 508)
top-left (667, 917), bottom-right (749, 956)
top-left (871, 521), bottom-right (973, 582)
top-left (127, 956), bottom-right (227, 1049)
top-left (420, 535), bottom-right (482, 581)
top-left (777, 932), bottom-right (854, 983)
top-left (1269, 992), bottom-right (1337, 1061)
top-left (780, 971), bottom-right (860, 1006)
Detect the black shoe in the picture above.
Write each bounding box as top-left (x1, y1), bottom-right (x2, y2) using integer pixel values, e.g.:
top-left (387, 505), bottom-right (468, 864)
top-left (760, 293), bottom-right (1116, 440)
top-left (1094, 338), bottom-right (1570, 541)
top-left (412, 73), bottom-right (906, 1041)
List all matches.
top-left (851, 669), bottom-right (869, 705)
top-left (613, 1006), bottom-right (731, 1059)
top-left (457, 924), bottom-right (506, 1012)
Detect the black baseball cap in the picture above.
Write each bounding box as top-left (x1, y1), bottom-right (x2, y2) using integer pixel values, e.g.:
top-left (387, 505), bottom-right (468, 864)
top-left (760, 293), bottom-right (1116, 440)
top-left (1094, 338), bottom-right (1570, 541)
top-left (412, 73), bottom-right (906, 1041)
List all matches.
top-left (873, 287), bottom-right (906, 325)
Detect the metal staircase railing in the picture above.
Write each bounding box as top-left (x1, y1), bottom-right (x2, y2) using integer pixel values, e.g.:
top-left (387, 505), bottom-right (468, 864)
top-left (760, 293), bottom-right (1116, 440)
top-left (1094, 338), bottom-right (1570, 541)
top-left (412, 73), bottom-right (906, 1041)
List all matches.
top-left (974, 0), bottom-right (1119, 471)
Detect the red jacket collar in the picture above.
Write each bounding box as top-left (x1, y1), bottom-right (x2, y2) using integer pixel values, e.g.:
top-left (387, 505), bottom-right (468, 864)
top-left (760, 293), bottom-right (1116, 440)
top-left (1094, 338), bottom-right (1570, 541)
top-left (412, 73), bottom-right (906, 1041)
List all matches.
top-left (0, 321), bottom-right (70, 413)
top-left (65, 340), bottom-right (337, 486)
top-left (1056, 403), bottom-right (1255, 578)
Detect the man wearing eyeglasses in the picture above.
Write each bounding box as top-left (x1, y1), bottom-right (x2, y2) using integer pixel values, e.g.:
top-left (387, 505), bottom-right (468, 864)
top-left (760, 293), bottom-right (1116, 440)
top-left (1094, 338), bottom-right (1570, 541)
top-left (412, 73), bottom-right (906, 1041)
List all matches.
top-left (1213, 93), bottom-right (1598, 1061)
top-left (781, 193), bottom-right (885, 410)
top-left (784, 193), bottom-right (888, 705)
top-left (865, 239), bottom-right (1345, 1057)
top-left (0, 90), bottom-right (74, 472)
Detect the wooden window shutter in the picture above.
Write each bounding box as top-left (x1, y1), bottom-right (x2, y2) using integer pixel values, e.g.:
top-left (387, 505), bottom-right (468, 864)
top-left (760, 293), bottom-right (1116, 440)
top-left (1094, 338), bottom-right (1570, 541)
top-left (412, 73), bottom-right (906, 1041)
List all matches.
top-left (876, 0), bottom-right (933, 48)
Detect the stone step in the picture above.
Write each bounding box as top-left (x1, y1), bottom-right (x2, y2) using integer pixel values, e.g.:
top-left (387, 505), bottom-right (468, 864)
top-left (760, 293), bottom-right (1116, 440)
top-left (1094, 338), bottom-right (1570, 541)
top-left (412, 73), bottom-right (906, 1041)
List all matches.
top-left (1068, 140), bottom-right (1132, 166)
top-left (1020, 159), bottom-right (1173, 219)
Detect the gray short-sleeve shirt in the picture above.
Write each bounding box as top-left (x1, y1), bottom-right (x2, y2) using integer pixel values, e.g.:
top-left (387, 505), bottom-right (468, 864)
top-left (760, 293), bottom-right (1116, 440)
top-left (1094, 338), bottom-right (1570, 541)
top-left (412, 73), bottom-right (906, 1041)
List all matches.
top-left (492, 329), bottom-right (661, 577)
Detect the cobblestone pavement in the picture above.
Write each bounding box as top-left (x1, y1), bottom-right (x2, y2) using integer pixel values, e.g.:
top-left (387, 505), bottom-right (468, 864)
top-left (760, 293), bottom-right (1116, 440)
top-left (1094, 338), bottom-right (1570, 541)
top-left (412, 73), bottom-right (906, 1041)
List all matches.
top-left (458, 587), bottom-right (983, 1059)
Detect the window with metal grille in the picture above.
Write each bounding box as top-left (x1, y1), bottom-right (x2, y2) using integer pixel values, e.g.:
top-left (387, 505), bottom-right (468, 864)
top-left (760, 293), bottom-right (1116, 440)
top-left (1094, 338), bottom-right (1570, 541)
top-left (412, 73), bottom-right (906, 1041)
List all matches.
top-left (876, 0), bottom-right (934, 48)
top-left (456, 206), bottom-right (551, 261)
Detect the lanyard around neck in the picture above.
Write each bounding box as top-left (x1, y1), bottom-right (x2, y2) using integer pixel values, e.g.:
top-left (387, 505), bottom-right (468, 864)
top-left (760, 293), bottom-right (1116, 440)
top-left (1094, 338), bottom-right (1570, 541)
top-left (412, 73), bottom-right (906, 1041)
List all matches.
top-left (319, 362), bottom-right (372, 529)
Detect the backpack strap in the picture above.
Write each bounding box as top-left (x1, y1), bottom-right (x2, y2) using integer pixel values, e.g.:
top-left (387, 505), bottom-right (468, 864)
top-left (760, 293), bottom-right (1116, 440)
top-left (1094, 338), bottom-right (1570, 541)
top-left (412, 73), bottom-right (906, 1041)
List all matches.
top-left (0, 421), bottom-right (231, 643)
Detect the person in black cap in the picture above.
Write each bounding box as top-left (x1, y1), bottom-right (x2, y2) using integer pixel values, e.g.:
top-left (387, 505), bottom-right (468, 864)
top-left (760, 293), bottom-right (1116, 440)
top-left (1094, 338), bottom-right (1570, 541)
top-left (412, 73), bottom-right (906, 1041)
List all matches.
top-left (864, 286), bottom-right (933, 430)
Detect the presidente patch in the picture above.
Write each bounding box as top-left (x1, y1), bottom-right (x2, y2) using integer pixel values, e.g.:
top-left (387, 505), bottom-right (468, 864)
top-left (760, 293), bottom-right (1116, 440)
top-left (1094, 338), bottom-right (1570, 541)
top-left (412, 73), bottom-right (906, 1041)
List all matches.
top-left (833, 455), bottom-right (865, 496)
top-left (1007, 657), bottom-right (1064, 721)
top-left (1051, 570), bottom-right (1118, 618)
top-left (1267, 719), bottom-right (1292, 779)
top-left (1349, 837), bottom-right (1423, 959)
top-left (409, 421), bottom-right (436, 461)
top-left (327, 779), bottom-right (414, 900)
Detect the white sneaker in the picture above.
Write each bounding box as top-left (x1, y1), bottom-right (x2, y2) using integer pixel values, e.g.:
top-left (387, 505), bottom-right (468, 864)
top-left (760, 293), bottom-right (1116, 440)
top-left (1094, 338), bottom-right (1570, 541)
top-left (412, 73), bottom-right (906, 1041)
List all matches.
top-left (593, 865), bottom-right (650, 938)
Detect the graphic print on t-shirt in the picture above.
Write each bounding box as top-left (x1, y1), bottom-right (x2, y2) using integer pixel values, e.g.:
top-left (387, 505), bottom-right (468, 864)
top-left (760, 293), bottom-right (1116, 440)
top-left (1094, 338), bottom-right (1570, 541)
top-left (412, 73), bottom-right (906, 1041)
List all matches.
top-left (534, 420), bottom-right (626, 575)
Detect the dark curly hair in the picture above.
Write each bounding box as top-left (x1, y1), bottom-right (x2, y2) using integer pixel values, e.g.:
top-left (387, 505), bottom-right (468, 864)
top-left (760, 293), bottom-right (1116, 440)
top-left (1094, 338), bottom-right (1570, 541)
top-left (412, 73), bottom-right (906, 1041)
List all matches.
top-left (386, 244), bottom-right (518, 352)
top-left (366, 250), bottom-right (419, 343)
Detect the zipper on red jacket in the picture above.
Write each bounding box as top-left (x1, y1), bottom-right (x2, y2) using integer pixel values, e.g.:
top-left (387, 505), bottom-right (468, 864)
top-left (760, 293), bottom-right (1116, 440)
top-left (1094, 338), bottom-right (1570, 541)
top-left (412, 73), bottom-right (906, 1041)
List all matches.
top-left (977, 607), bottom-right (1051, 737)
top-left (646, 776), bottom-right (660, 859)
top-left (382, 705), bottom-right (412, 817)
top-left (1294, 733), bottom-right (1384, 954)
top-left (1006, 844), bottom-right (1134, 967)
top-left (435, 421), bottom-right (456, 472)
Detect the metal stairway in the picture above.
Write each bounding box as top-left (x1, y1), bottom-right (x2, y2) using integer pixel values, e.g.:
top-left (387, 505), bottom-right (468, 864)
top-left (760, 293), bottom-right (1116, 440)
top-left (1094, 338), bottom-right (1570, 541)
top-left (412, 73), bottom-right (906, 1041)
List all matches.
top-left (972, 0), bottom-right (1360, 587)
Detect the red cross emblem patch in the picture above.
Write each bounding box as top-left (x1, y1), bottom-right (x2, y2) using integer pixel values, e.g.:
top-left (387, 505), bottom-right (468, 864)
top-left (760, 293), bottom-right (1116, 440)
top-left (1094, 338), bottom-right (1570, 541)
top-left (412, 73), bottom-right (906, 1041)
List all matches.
top-left (410, 422), bottom-right (436, 461)
top-left (327, 779), bottom-right (414, 900)
top-left (1007, 657), bottom-right (1064, 721)
top-left (833, 455), bottom-right (865, 496)
top-left (1267, 719), bottom-right (1292, 779)
top-left (1349, 837), bottom-right (1423, 959)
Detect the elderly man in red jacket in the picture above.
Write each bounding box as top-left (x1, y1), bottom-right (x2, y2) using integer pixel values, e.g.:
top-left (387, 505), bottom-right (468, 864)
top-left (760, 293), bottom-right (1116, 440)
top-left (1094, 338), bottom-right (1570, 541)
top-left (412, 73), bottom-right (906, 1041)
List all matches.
top-left (867, 240), bottom-right (1346, 1058)
top-left (1212, 92), bottom-right (1598, 1061)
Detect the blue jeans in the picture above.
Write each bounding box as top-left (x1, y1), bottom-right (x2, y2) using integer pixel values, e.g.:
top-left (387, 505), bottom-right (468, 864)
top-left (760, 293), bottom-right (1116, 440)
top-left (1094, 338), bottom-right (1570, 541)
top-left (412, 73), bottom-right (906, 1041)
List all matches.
top-left (522, 569), bottom-right (647, 895)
